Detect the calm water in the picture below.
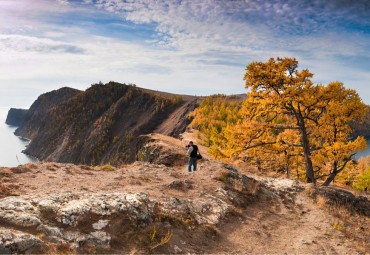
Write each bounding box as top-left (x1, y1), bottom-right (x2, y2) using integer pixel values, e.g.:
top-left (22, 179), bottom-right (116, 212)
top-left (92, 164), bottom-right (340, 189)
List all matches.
top-left (355, 138), bottom-right (370, 160)
top-left (0, 107), bottom-right (38, 167)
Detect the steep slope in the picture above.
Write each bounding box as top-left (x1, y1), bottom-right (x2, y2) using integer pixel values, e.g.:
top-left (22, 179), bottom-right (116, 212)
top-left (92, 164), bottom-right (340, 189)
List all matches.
top-left (16, 82), bottom-right (200, 165)
top-left (15, 87), bottom-right (82, 140)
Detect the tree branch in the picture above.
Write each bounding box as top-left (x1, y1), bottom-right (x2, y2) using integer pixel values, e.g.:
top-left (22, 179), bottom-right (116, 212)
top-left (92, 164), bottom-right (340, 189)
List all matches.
top-left (244, 142), bottom-right (277, 150)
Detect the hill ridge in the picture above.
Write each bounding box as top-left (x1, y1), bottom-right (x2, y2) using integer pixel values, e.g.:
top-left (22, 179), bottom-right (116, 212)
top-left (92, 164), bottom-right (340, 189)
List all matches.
top-left (13, 82), bottom-right (202, 165)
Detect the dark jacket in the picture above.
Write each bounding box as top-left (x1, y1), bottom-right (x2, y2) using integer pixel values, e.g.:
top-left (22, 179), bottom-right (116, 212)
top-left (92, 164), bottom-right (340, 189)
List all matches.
top-left (190, 145), bottom-right (198, 158)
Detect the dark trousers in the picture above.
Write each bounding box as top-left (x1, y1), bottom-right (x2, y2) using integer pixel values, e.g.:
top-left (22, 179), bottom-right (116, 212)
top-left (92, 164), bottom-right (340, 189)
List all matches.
top-left (188, 157), bottom-right (197, 172)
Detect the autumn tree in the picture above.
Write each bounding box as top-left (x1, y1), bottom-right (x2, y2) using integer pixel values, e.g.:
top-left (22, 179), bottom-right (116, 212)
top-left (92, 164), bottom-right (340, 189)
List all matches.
top-left (191, 95), bottom-right (241, 159)
top-left (312, 82), bottom-right (367, 186)
top-left (192, 57), bottom-right (367, 186)
top-left (237, 57), bottom-right (367, 184)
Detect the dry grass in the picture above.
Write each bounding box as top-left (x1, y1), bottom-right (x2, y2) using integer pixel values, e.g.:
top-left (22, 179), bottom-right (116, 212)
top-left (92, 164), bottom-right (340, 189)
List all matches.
top-left (28, 163), bottom-right (38, 169)
top-left (145, 225), bottom-right (173, 251)
top-left (98, 165), bottom-right (116, 171)
top-left (150, 229), bottom-right (173, 250)
top-left (45, 162), bottom-right (58, 171)
top-left (314, 194), bottom-right (369, 253)
top-left (246, 181), bottom-right (261, 195)
top-left (217, 169), bottom-right (230, 183)
top-left (79, 164), bottom-right (93, 170)
top-left (316, 195), bottom-right (327, 208)
top-left (333, 222), bottom-right (343, 231)
top-left (0, 183), bottom-right (19, 196)
top-left (204, 224), bottom-right (220, 238)
top-left (157, 213), bottom-right (194, 229)
top-left (0, 168), bottom-right (13, 177)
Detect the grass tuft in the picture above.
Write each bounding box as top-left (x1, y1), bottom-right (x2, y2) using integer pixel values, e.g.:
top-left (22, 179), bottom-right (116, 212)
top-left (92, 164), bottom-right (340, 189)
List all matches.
top-left (98, 165), bottom-right (115, 171)
top-left (217, 169), bottom-right (230, 183)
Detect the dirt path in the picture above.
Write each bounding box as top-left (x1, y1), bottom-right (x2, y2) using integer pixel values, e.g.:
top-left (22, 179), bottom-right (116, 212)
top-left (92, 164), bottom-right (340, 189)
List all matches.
top-left (209, 190), bottom-right (356, 254)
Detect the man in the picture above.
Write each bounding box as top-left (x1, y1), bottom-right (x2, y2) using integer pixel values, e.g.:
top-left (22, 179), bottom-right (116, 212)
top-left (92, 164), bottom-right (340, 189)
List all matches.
top-left (187, 141), bottom-right (198, 172)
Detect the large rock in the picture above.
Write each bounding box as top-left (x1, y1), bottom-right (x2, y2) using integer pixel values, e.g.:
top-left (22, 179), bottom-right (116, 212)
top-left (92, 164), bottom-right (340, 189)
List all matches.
top-left (0, 193), bottom-right (155, 253)
top-left (0, 188), bottom-right (240, 253)
top-left (0, 230), bottom-right (48, 254)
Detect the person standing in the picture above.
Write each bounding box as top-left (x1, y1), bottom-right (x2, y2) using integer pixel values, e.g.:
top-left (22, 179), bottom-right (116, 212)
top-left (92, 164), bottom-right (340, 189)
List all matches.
top-left (187, 141), bottom-right (198, 172)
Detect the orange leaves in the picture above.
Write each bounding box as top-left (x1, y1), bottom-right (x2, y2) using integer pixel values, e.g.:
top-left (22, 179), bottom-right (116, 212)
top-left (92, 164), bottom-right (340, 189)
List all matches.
top-left (193, 57), bottom-right (368, 185)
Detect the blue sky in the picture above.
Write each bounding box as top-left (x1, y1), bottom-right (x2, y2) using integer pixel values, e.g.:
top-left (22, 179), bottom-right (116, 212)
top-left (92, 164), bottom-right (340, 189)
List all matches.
top-left (0, 0), bottom-right (369, 108)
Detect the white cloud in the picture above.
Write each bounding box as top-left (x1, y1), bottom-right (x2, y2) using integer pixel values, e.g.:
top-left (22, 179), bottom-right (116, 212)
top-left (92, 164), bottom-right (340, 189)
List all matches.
top-left (0, 0), bottom-right (369, 107)
top-left (43, 31), bottom-right (66, 38)
top-left (0, 34), bottom-right (85, 54)
top-left (56, 0), bottom-right (69, 5)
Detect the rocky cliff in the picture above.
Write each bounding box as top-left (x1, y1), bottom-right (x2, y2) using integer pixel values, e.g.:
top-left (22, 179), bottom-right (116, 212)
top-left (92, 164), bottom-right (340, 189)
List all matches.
top-left (5, 108), bottom-right (28, 126)
top-left (14, 82), bottom-right (201, 165)
top-left (15, 87), bottom-right (81, 140)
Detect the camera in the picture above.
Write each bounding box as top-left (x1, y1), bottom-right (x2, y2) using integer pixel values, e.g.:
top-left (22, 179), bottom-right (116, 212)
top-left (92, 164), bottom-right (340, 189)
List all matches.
top-left (186, 145), bottom-right (190, 148)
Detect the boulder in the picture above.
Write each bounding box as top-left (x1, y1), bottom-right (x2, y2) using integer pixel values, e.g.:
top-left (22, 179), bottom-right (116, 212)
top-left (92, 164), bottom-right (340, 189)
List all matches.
top-left (136, 134), bottom-right (189, 166)
top-left (0, 230), bottom-right (48, 254)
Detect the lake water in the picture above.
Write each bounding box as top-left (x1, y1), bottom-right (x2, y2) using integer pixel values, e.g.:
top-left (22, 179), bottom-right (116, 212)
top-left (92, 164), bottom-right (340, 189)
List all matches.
top-left (355, 138), bottom-right (370, 160)
top-left (0, 107), bottom-right (38, 167)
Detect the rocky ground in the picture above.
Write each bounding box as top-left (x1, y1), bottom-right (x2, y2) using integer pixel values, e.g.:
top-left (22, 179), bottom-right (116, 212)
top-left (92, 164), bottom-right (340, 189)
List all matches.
top-left (1, 156), bottom-right (369, 254)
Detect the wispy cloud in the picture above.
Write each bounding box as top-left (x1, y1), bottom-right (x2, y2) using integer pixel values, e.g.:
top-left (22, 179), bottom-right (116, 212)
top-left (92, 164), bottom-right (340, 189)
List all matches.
top-left (0, 0), bottom-right (369, 108)
top-left (0, 34), bottom-right (85, 54)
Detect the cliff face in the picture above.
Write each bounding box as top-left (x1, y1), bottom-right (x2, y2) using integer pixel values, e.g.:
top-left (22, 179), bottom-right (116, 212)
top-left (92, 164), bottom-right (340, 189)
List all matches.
top-left (5, 108), bottom-right (28, 126)
top-left (15, 87), bottom-right (82, 140)
top-left (16, 82), bottom-right (200, 165)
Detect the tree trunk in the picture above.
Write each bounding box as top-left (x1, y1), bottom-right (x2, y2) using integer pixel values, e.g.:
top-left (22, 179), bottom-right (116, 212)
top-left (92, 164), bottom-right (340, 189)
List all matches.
top-left (322, 172), bottom-right (337, 186)
top-left (300, 121), bottom-right (316, 184)
top-left (286, 161), bottom-right (290, 178)
top-left (322, 161), bottom-right (338, 186)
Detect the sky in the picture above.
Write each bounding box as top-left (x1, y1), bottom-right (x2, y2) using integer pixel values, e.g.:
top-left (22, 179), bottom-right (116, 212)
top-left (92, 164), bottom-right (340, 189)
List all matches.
top-left (0, 0), bottom-right (369, 108)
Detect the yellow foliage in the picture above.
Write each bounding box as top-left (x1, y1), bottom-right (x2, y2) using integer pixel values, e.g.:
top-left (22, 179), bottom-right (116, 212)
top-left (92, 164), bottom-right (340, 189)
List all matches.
top-left (191, 57), bottom-right (368, 186)
top-left (98, 165), bottom-right (115, 171)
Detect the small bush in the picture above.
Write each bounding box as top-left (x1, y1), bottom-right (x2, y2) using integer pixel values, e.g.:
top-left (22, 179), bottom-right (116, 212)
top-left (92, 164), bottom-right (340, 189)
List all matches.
top-left (150, 228), bottom-right (173, 250)
top-left (98, 165), bottom-right (115, 171)
top-left (333, 222), bottom-right (343, 231)
top-left (79, 164), bottom-right (93, 170)
top-left (218, 169), bottom-right (230, 183)
top-left (204, 224), bottom-right (220, 238)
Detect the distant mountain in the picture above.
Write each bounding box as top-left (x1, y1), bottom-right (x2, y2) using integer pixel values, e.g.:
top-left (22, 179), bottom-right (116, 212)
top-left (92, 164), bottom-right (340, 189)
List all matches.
top-left (14, 82), bottom-right (201, 165)
top-left (15, 87), bottom-right (82, 140)
top-left (5, 108), bottom-right (28, 126)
